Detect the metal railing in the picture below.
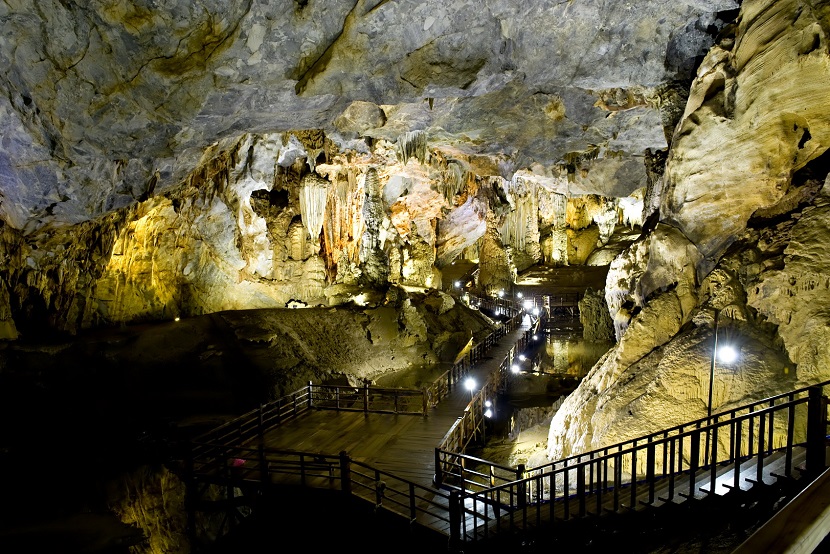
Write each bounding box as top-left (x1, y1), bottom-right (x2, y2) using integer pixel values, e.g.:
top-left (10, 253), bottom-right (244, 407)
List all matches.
top-left (187, 372), bottom-right (830, 551)
top-left (457, 384), bottom-right (829, 544)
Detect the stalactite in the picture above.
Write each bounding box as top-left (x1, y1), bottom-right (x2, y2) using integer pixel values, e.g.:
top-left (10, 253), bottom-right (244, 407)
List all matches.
top-left (594, 198), bottom-right (619, 246)
top-left (396, 130), bottom-right (428, 166)
top-left (437, 161), bottom-right (467, 203)
top-left (500, 181), bottom-right (537, 252)
top-left (551, 193), bottom-right (568, 231)
top-left (299, 174), bottom-right (329, 242)
top-left (286, 129), bottom-right (326, 172)
top-left (322, 168), bottom-right (363, 282)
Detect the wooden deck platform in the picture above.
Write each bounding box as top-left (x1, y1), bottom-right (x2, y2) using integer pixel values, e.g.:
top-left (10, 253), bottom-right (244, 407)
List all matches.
top-left (251, 314), bottom-right (534, 489)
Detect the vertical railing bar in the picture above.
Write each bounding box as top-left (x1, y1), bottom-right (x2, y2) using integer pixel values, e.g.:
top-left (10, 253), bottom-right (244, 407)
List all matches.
top-left (756, 411), bottom-right (767, 484)
top-left (733, 418), bottom-right (742, 492)
top-left (786, 399), bottom-right (796, 477)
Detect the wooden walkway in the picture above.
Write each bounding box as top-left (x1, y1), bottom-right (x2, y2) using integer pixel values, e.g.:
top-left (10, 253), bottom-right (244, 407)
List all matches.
top-left (250, 315), bottom-right (534, 488)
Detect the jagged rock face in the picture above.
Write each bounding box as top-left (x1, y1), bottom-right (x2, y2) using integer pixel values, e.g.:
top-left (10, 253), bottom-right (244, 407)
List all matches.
top-left (747, 178), bottom-right (830, 387)
top-left (662, 0), bottom-right (830, 269)
top-left (547, 0), bottom-right (830, 461)
top-left (0, 0), bottom-right (736, 232)
top-left (578, 288), bottom-right (615, 342)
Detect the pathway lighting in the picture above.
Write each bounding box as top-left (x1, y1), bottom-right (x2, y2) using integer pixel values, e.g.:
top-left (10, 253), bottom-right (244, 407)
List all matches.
top-left (708, 309), bottom-right (739, 419)
top-left (511, 364), bottom-right (520, 374)
top-left (465, 377), bottom-right (476, 400)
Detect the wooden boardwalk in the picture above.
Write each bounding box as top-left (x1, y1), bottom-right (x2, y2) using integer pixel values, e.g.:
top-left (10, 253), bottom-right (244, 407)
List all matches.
top-left (252, 315), bottom-right (534, 488)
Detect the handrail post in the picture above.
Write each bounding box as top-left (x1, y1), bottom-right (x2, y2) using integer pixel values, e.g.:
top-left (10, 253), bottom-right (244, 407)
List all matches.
top-left (646, 441), bottom-right (656, 505)
top-left (434, 448), bottom-right (443, 486)
top-left (806, 385), bottom-right (827, 475)
top-left (517, 463), bottom-right (527, 509)
top-left (308, 381), bottom-right (313, 408)
top-left (689, 429), bottom-right (700, 497)
top-left (339, 450), bottom-right (352, 496)
top-left (363, 381), bottom-right (369, 413)
top-left (449, 490), bottom-right (461, 551)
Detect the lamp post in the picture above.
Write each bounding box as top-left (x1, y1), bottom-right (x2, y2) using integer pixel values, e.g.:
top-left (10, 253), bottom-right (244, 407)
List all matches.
top-left (707, 310), bottom-right (719, 420)
top-left (707, 309), bottom-right (739, 419)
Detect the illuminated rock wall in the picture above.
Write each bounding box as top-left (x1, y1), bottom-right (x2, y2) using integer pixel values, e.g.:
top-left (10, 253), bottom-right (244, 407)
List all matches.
top-left (548, 0), bottom-right (830, 462)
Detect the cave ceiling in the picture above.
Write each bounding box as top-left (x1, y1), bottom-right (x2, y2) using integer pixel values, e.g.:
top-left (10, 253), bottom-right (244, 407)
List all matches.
top-left (0, 0), bottom-right (738, 233)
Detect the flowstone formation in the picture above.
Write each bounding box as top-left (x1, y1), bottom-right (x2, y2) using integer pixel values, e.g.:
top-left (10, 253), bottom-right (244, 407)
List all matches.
top-left (0, 128), bottom-right (648, 338)
top-left (547, 0), bottom-right (830, 462)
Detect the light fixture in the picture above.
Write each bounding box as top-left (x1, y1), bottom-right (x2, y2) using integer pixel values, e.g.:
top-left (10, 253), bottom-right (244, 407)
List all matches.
top-left (519, 354), bottom-right (526, 361)
top-left (517, 292), bottom-right (523, 298)
top-left (484, 409), bottom-right (493, 418)
top-left (174, 317), bottom-right (180, 322)
top-left (511, 364), bottom-right (520, 374)
top-left (485, 400), bottom-right (492, 408)
top-left (464, 377), bottom-right (476, 401)
top-left (454, 280), bottom-right (461, 288)
top-left (532, 308), bottom-right (540, 316)
top-left (498, 290), bottom-right (505, 298)
top-left (523, 299), bottom-right (533, 311)
top-left (532, 335), bottom-right (538, 341)
top-left (718, 345), bottom-right (738, 364)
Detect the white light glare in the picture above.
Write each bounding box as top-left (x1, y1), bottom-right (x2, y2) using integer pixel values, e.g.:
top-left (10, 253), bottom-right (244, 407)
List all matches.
top-left (532, 308), bottom-right (540, 316)
top-left (532, 335), bottom-right (538, 341)
top-left (523, 300), bottom-right (533, 311)
top-left (519, 354), bottom-right (527, 361)
top-left (517, 292), bottom-right (523, 298)
top-left (454, 281), bottom-right (461, 288)
top-left (485, 400), bottom-right (492, 407)
top-left (718, 345), bottom-right (738, 364)
top-left (465, 377), bottom-right (476, 392)
top-left (511, 364), bottom-right (520, 374)
top-left (484, 409), bottom-right (493, 418)
top-left (498, 290), bottom-right (505, 298)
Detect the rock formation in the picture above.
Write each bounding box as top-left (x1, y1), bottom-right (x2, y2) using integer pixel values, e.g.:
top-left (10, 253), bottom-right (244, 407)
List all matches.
top-left (547, 0), bottom-right (830, 461)
top-left (3, 0), bottom-right (830, 550)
